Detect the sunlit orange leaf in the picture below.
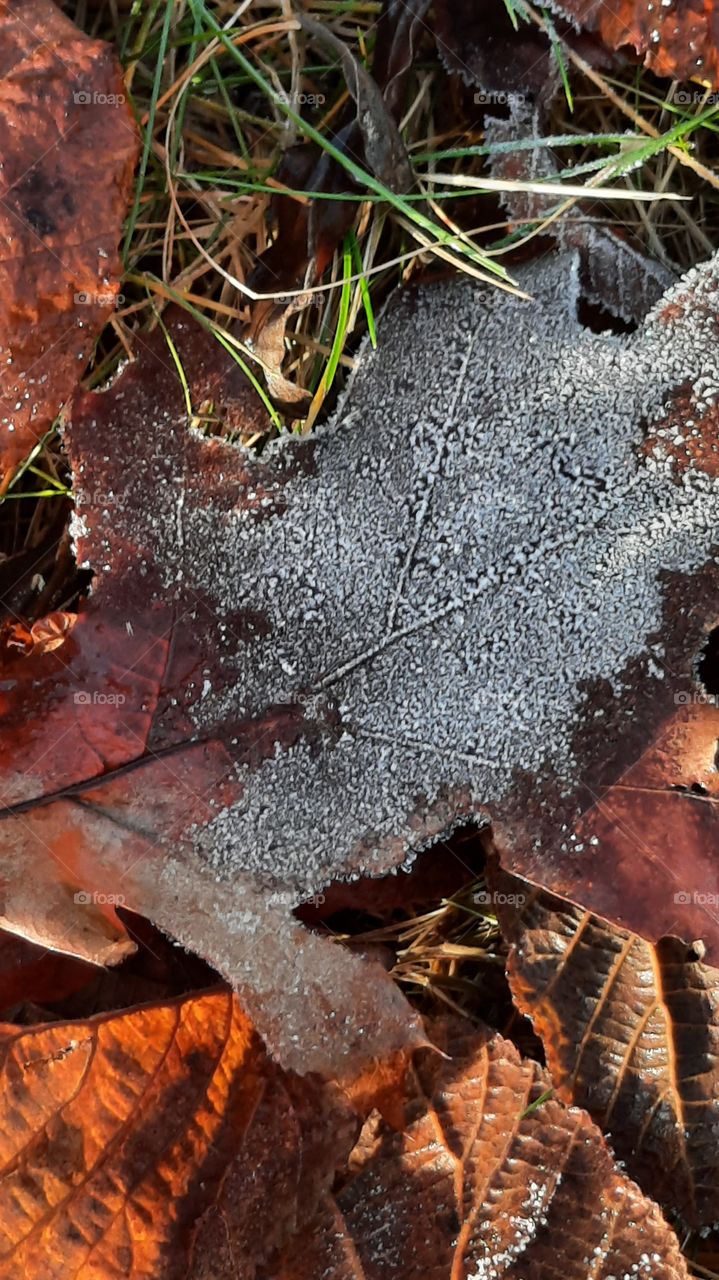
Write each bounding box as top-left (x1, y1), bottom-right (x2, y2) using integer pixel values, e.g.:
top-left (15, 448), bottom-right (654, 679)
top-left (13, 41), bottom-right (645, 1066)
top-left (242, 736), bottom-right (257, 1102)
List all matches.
top-left (0, 0), bottom-right (138, 489)
top-left (271, 1018), bottom-right (688, 1280)
top-left (0, 988), bottom-right (355, 1279)
top-left (339, 1047), bottom-right (413, 1131)
top-left (489, 864), bottom-right (719, 1228)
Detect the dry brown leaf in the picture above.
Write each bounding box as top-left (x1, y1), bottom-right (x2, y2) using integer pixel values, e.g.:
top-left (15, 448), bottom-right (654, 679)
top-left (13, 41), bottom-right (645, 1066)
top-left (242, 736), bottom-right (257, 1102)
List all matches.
top-left (0, 0), bottom-right (138, 489)
top-left (489, 863), bottom-right (719, 1228)
top-left (271, 1017), bottom-right (689, 1280)
top-left (0, 987), bottom-right (355, 1279)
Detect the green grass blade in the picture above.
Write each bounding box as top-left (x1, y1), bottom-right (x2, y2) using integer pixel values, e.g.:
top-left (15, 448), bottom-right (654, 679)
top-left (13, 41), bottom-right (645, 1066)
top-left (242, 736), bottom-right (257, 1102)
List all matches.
top-left (123, 0), bottom-right (175, 260)
top-left (155, 308), bottom-right (194, 417)
top-left (348, 228), bottom-right (377, 347)
top-left (306, 240), bottom-right (353, 428)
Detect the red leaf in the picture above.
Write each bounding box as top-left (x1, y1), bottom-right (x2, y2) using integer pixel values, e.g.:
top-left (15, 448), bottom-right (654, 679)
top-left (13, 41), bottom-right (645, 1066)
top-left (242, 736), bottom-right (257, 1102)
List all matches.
top-left (0, 0), bottom-right (138, 489)
top-left (551, 0), bottom-right (719, 84)
top-left (497, 700), bottom-right (719, 952)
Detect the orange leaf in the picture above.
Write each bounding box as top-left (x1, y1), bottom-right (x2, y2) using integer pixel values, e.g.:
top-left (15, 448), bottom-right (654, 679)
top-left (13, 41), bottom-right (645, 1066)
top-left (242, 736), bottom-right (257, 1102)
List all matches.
top-left (0, 988), bottom-right (355, 1279)
top-left (3, 611), bottom-right (77, 657)
top-left (551, 0), bottom-right (719, 85)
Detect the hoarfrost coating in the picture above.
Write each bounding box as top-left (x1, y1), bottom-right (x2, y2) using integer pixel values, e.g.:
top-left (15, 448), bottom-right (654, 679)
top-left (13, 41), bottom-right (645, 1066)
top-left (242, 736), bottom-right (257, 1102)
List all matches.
top-left (167, 251), bottom-right (719, 899)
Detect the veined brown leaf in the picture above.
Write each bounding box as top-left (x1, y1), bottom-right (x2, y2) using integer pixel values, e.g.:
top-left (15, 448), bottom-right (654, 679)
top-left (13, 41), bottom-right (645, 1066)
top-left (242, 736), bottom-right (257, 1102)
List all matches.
top-left (490, 863), bottom-right (719, 1227)
top-left (271, 1018), bottom-right (689, 1280)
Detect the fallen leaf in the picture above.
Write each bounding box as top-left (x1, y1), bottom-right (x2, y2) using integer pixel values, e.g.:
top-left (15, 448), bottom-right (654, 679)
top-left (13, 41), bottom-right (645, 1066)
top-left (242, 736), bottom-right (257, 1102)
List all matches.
top-left (0, 930), bottom-right (95, 1016)
top-left (551, 0), bottom-right (719, 86)
top-left (434, 0), bottom-right (561, 104)
top-left (433, 0), bottom-right (616, 133)
top-left (270, 1017), bottom-right (689, 1280)
top-left (0, 988), bottom-right (355, 1279)
top-left (3, 610), bottom-right (76, 656)
top-left (506, 696), bottom-right (719, 953)
top-left (0, 0), bottom-right (138, 490)
top-left (436, 22), bottom-right (673, 329)
top-left (298, 14), bottom-right (414, 194)
top-left (485, 106), bottom-right (674, 326)
top-left (4, 250), bottom-right (719, 1071)
top-left (489, 864), bottom-right (719, 1227)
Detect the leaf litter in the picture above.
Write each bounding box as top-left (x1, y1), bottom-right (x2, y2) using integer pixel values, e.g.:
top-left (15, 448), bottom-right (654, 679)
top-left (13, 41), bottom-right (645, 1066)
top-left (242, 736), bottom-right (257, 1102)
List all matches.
top-left (5, 2), bottom-right (719, 1275)
top-left (488, 860), bottom-right (719, 1229)
top-left (0, 988), bottom-right (356, 1280)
